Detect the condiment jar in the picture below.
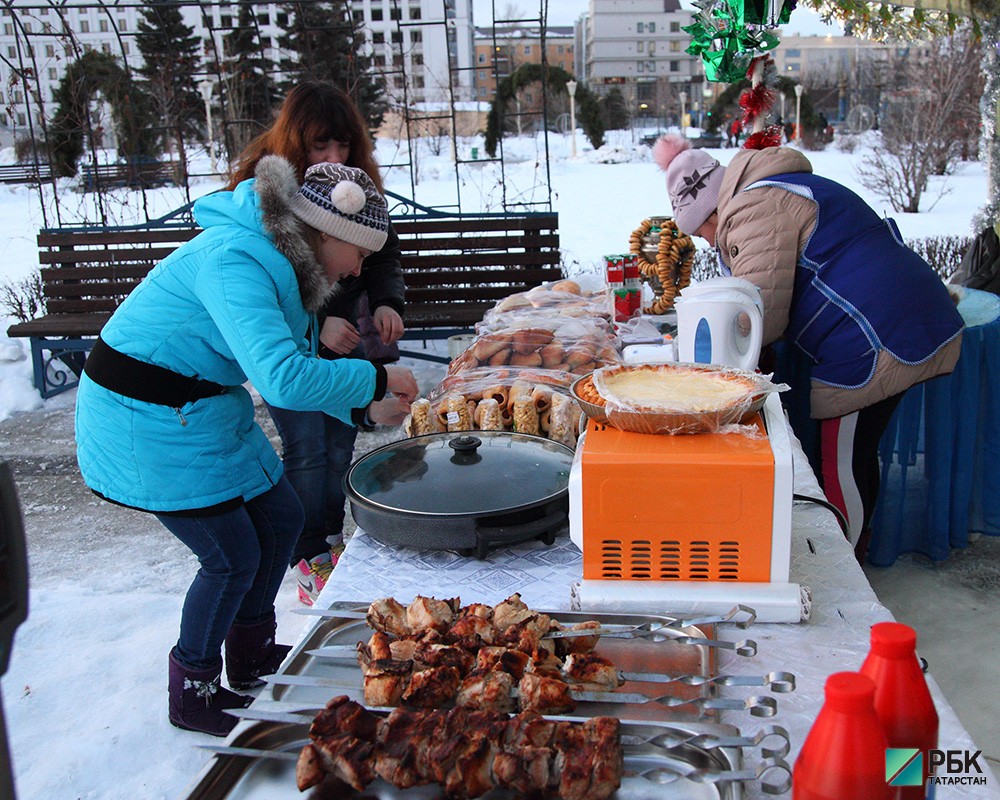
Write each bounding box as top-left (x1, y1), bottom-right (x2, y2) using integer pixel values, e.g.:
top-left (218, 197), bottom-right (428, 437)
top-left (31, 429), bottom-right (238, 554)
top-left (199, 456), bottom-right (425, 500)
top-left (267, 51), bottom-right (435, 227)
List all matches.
top-left (793, 672), bottom-right (890, 800)
top-left (860, 622), bottom-right (939, 800)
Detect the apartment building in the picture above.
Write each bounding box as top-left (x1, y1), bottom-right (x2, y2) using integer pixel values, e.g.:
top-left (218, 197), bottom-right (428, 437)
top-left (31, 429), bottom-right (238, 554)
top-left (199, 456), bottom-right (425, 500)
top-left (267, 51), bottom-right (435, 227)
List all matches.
top-left (471, 25), bottom-right (575, 100)
top-left (0, 0), bottom-right (475, 134)
top-left (583, 0), bottom-right (704, 126)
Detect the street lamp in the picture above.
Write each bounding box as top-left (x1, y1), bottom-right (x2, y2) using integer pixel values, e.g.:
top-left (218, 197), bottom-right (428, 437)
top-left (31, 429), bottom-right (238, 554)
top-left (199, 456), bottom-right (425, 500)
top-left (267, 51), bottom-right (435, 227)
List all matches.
top-left (794, 83), bottom-right (804, 146)
top-left (566, 79), bottom-right (578, 158)
top-left (678, 90), bottom-right (687, 137)
top-left (198, 80), bottom-right (217, 173)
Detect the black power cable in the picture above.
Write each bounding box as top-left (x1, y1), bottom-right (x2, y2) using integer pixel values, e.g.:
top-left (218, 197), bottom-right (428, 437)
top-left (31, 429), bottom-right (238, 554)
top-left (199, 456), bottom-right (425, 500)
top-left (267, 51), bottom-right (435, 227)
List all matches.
top-left (793, 492), bottom-right (851, 540)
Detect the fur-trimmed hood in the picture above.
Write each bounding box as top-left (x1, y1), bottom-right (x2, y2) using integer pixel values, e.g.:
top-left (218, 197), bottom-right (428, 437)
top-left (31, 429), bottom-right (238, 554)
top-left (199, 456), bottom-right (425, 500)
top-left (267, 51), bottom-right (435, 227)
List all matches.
top-left (252, 155), bottom-right (340, 313)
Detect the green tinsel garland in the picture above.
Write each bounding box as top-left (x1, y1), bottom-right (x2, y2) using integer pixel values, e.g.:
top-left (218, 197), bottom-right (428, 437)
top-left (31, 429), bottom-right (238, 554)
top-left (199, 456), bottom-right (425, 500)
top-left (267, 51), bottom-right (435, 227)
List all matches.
top-left (683, 0), bottom-right (795, 83)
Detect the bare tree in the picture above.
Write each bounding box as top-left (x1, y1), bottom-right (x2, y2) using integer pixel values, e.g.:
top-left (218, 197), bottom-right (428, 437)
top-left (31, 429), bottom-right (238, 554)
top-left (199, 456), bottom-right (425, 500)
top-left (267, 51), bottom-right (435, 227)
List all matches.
top-left (857, 30), bottom-right (983, 213)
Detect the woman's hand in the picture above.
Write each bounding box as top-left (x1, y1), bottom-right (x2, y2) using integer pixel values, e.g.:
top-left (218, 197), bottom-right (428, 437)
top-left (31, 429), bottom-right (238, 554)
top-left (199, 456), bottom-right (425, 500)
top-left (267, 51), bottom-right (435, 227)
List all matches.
top-left (384, 365), bottom-right (418, 402)
top-left (319, 316), bottom-right (361, 355)
top-left (373, 306), bottom-right (404, 344)
top-left (367, 395), bottom-right (411, 427)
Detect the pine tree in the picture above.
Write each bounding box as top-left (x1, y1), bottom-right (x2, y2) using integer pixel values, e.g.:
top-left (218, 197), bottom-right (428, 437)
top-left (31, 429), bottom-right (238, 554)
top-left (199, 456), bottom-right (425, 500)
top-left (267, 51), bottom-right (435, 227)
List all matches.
top-left (222, 3), bottom-right (278, 156)
top-left (277, 0), bottom-right (388, 131)
top-left (135, 0), bottom-right (203, 160)
top-left (600, 87), bottom-right (630, 131)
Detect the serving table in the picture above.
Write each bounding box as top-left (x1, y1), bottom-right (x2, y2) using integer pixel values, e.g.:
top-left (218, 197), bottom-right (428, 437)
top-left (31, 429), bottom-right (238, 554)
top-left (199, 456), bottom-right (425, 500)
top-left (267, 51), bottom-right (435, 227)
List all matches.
top-left (318, 422), bottom-right (996, 799)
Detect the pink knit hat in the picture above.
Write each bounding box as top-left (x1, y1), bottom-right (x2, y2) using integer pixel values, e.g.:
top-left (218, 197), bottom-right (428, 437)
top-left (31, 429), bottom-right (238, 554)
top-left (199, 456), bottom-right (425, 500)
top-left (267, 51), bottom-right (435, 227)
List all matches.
top-left (652, 135), bottom-right (726, 235)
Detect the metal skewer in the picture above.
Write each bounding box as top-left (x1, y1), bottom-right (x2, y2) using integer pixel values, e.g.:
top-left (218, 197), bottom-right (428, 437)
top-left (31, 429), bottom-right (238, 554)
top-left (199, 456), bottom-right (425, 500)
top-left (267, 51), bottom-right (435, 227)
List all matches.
top-left (196, 743), bottom-right (792, 794)
top-left (301, 647), bottom-right (794, 693)
top-left (260, 674), bottom-right (779, 716)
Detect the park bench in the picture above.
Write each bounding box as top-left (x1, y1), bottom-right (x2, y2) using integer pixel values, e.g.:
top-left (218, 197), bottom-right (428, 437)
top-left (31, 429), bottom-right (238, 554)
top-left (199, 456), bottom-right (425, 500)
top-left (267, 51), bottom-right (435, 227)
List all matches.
top-left (0, 163), bottom-right (54, 184)
top-left (6, 200), bottom-right (562, 397)
top-left (79, 160), bottom-right (176, 192)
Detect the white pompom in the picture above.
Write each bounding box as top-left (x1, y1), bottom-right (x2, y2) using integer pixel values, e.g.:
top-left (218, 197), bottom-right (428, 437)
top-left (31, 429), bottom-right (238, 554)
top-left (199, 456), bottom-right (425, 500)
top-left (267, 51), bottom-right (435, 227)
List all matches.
top-left (329, 181), bottom-right (367, 215)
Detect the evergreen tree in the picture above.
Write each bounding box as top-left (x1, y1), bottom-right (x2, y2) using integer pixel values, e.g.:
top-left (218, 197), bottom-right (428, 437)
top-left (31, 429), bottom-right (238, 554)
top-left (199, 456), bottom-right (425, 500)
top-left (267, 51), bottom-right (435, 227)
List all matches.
top-left (222, 3), bottom-right (278, 155)
top-left (277, 0), bottom-right (388, 131)
top-left (135, 0), bottom-right (203, 159)
top-left (600, 87), bottom-right (630, 130)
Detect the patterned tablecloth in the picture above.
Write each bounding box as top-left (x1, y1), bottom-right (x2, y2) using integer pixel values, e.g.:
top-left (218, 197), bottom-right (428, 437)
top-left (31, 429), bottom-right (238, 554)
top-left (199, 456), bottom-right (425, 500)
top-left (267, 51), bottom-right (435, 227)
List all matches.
top-left (318, 423), bottom-right (997, 799)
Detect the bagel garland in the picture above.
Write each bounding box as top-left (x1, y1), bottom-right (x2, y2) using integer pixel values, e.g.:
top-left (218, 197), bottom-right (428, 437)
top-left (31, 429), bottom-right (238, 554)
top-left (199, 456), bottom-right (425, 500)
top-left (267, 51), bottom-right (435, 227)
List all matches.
top-left (628, 217), bottom-right (695, 314)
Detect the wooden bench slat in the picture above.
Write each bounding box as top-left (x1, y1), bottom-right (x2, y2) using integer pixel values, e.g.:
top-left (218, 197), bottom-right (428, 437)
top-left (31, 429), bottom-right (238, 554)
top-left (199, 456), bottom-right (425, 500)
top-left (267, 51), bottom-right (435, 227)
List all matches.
top-left (6, 313), bottom-right (109, 337)
top-left (399, 233), bottom-right (559, 253)
top-left (39, 250), bottom-right (173, 267)
top-left (44, 281), bottom-right (143, 300)
top-left (46, 299), bottom-right (122, 314)
top-left (39, 264), bottom-right (157, 281)
top-left (393, 216), bottom-right (557, 235)
top-left (38, 229), bottom-right (200, 247)
top-left (403, 267), bottom-right (563, 287)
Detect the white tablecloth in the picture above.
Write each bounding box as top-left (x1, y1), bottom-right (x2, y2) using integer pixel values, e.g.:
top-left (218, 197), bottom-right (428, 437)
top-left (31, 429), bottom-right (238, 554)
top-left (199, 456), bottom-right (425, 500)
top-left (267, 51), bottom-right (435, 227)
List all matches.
top-left (319, 424), bottom-right (998, 799)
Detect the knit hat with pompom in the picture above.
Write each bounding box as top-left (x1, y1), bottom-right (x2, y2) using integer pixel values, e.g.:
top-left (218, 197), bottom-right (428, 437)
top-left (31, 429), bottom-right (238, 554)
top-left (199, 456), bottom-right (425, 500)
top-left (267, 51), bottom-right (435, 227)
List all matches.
top-left (652, 135), bottom-right (726, 235)
top-left (288, 162), bottom-right (389, 252)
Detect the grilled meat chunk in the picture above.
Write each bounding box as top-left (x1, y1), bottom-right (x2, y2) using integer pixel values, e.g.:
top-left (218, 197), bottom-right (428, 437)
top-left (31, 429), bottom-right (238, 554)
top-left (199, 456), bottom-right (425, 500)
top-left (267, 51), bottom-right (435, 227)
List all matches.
top-left (308, 695), bottom-right (381, 741)
top-left (562, 652), bottom-right (622, 691)
top-left (456, 668), bottom-right (516, 712)
top-left (492, 593), bottom-right (534, 630)
top-left (366, 598), bottom-right (410, 637)
top-left (406, 595), bottom-right (456, 634)
top-left (551, 620), bottom-right (603, 656)
top-left (401, 665), bottom-right (462, 708)
top-left (311, 734), bottom-right (376, 792)
top-left (518, 671), bottom-right (576, 715)
top-left (363, 659), bottom-right (412, 707)
top-left (475, 645), bottom-right (530, 679)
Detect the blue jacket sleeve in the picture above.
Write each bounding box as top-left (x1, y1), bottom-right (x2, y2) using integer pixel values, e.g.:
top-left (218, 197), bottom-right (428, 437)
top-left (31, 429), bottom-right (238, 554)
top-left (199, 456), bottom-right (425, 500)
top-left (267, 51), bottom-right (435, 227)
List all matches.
top-left (195, 248), bottom-right (377, 424)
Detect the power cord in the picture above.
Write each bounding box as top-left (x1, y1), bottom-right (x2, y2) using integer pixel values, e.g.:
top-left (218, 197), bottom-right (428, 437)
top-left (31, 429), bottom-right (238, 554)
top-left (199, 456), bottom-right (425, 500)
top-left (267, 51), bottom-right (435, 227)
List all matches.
top-left (793, 492), bottom-right (850, 540)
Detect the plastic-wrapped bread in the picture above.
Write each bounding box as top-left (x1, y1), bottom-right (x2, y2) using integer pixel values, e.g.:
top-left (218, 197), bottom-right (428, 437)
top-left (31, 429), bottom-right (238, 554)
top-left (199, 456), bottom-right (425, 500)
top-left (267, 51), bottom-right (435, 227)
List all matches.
top-left (548, 392), bottom-right (581, 448)
top-left (445, 393), bottom-right (473, 431)
top-left (474, 397), bottom-right (504, 431)
top-left (409, 399), bottom-right (432, 436)
top-left (512, 394), bottom-right (540, 436)
top-left (482, 383), bottom-right (509, 410)
top-left (530, 386), bottom-right (552, 413)
top-left (509, 380), bottom-right (533, 404)
top-left (539, 408), bottom-right (551, 433)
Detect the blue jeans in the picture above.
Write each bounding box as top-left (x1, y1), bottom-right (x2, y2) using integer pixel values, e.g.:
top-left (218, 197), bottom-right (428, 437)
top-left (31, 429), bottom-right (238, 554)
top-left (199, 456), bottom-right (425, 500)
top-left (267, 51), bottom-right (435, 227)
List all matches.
top-left (156, 477), bottom-right (303, 670)
top-left (266, 404), bottom-right (358, 566)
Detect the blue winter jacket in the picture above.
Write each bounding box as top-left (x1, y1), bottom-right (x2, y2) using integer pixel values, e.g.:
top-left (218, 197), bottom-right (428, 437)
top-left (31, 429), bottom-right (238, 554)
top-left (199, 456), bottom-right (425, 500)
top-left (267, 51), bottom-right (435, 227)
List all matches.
top-left (75, 157), bottom-right (378, 512)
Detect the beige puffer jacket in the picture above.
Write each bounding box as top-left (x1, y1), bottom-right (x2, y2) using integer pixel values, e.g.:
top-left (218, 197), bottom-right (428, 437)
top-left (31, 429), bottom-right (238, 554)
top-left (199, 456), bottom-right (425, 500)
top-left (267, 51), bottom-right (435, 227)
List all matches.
top-left (715, 147), bottom-right (961, 419)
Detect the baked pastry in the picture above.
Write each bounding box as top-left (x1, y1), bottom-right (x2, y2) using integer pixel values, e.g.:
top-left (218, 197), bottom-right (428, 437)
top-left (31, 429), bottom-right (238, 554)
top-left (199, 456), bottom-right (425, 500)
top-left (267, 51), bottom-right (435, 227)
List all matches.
top-left (592, 364), bottom-right (762, 434)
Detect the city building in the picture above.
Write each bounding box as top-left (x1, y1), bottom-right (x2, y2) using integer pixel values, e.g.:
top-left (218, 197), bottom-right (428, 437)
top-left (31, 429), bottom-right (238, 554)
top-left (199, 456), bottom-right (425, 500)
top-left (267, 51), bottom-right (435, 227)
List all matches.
top-left (472, 24), bottom-right (575, 101)
top-left (0, 0), bottom-right (476, 138)
top-left (582, 0), bottom-right (708, 128)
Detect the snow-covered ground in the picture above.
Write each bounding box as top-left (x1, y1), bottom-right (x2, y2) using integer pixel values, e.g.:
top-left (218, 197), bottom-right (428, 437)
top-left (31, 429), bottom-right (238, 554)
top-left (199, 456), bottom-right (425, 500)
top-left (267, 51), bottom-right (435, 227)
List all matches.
top-left (0, 131), bottom-right (988, 800)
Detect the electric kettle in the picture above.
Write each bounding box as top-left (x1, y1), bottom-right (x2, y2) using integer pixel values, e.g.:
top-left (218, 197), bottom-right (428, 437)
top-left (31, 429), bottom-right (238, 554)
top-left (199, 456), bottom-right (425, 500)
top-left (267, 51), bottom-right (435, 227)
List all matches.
top-left (674, 277), bottom-right (764, 370)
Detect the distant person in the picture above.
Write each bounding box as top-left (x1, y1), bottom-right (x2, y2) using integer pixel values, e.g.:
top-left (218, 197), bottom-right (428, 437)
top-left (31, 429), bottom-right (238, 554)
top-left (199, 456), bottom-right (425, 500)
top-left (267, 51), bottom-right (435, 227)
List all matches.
top-left (729, 118), bottom-right (742, 148)
top-left (75, 159), bottom-right (417, 736)
top-left (229, 82), bottom-right (406, 606)
top-left (653, 135), bottom-right (963, 562)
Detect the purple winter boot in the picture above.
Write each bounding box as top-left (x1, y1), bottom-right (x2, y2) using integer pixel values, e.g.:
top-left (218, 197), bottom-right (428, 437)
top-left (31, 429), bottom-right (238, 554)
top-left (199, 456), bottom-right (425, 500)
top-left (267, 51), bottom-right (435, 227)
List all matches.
top-left (168, 649), bottom-right (253, 737)
top-left (225, 613), bottom-right (292, 691)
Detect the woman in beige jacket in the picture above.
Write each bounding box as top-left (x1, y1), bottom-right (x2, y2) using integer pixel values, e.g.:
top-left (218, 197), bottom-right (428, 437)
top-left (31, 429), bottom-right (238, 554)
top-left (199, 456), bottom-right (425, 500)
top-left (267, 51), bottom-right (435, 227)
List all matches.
top-left (654, 135), bottom-right (963, 560)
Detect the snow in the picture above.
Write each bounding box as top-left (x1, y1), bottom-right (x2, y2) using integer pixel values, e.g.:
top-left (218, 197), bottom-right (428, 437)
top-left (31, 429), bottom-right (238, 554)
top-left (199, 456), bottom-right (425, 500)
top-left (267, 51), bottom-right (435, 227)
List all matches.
top-left (0, 132), bottom-right (987, 799)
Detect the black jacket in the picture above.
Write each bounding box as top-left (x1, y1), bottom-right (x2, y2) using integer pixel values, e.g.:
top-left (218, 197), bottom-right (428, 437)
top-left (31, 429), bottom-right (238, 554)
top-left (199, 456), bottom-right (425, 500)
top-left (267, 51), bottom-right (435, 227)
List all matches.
top-left (951, 226), bottom-right (1000, 296)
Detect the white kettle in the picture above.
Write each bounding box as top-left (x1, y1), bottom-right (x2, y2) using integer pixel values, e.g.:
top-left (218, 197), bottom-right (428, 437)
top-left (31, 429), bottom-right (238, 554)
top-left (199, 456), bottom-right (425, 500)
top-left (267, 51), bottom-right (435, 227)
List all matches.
top-left (674, 277), bottom-right (764, 370)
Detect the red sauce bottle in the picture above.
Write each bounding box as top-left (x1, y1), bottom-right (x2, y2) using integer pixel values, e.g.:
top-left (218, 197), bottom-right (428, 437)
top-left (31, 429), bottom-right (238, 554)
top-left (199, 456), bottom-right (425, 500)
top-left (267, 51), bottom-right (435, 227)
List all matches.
top-left (793, 672), bottom-right (890, 800)
top-left (860, 622), bottom-right (939, 800)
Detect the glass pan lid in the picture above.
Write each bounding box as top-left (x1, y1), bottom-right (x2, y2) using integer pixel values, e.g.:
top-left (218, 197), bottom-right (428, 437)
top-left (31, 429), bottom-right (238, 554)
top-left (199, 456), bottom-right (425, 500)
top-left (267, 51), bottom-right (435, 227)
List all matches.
top-left (346, 431), bottom-right (573, 516)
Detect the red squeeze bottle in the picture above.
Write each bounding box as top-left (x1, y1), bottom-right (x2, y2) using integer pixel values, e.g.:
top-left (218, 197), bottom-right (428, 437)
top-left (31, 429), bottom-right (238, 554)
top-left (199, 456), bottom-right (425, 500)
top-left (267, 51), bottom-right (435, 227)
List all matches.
top-left (860, 622), bottom-right (939, 800)
top-left (793, 672), bottom-right (890, 800)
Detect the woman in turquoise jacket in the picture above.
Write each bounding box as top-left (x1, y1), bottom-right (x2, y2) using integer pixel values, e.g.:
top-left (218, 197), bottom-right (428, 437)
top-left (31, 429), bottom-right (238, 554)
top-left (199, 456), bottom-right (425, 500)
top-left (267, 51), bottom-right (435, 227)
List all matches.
top-left (74, 157), bottom-right (417, 736)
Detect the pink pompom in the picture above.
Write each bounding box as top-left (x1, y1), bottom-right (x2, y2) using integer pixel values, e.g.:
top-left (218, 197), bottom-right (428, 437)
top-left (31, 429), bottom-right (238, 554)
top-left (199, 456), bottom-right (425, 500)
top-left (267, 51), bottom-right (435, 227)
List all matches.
top-left (652, 134), bottom-right (691, 172)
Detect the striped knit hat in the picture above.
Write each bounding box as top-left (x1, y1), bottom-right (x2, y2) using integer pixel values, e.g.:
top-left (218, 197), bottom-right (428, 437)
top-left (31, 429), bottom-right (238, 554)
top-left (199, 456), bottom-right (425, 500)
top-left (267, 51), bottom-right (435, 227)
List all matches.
top-left (288, 162), bottom-right (389, 252)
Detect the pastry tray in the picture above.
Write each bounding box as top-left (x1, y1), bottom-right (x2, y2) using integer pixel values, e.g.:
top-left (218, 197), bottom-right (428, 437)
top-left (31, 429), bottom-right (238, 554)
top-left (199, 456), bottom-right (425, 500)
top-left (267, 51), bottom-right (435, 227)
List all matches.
top-left (263, 608), bottom-right (718, 722)
top-left (181, 717), bottom-right (747, 799)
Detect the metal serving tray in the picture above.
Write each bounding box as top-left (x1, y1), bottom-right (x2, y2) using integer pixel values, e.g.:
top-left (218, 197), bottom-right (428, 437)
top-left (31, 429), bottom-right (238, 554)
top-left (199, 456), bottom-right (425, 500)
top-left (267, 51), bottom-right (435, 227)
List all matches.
top-left (264, 608), bottom-right (719, 722)
top-left (181, 717), bottom-right (748, 800)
